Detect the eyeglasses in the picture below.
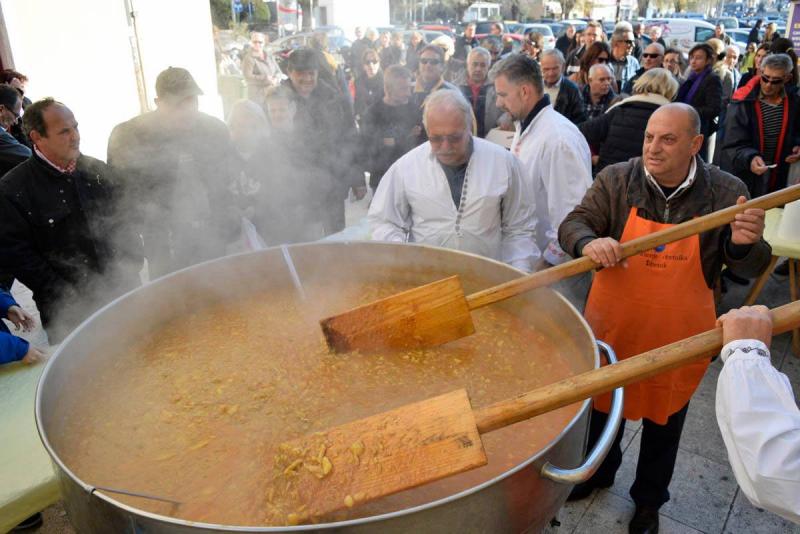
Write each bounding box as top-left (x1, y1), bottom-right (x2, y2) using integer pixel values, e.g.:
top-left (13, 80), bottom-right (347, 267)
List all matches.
top-left (623, 39), bottom-right (635, 46)
top-left (364, 59), bottom-right (379, 65)
top-left (642, 53), bottom-right (662, 59)
top-left (419, 58), bottom-right (442, 65)
top-left (761, 75), bottom-right (785, 85)
top-left (429, 133), bottom-right (465, 145)
top-left (596, 56), bottom-right (609, 63)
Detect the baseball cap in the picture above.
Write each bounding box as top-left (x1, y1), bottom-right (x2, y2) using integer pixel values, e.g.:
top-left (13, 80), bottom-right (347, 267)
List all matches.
top-left (155, 67), bottom-right (203, 101)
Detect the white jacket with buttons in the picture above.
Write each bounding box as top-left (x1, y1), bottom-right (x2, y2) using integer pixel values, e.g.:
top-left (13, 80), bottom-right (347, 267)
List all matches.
top-left (368, 137), bottom-right (539, 272)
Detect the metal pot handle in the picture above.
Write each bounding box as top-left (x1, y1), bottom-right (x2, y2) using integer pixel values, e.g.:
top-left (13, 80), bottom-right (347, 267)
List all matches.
top-left (540, 340), bottom-right (624, 484)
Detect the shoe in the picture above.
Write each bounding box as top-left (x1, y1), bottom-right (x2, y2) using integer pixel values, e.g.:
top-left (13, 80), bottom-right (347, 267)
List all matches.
top-left (12, 512), bottom-right (43, 531)
top-left (566, 480), bottom-right (612, 501)
top-left (629, 505), bottom-right (659, 534)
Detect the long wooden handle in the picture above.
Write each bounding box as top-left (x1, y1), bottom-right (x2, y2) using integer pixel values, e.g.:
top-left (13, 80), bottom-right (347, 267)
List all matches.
top-left (466, 183), bottom-right (800, 310)
top-left (473, 299), bottom-right (800, 434)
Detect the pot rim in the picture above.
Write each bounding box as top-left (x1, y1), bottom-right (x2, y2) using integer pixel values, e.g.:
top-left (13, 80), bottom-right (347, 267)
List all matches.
top-left (35, 241), bottom-right (598, 531)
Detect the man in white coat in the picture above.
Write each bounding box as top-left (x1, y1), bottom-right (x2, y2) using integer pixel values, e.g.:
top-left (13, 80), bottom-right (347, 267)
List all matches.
top-left (368, 89), bottom-right (538, 272)
top-left (493, 53), bottom-right (592, 268)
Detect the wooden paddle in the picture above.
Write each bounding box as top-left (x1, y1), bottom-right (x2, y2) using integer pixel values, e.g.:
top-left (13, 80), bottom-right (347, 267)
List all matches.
top-left (276, 299), bottom-right (800, 524)
top-left (321, 184), bottom-right (800, 353)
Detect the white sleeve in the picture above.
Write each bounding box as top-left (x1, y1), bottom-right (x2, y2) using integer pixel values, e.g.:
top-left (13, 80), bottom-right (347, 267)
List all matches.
top-left (500, 155), bottom-right (540, 272)
top-left (541, 137), bottom-right (592, 265)
top-left (368, 163), bottom-right (410, 243)
top-left (716, 339), bottom-right (800, 524)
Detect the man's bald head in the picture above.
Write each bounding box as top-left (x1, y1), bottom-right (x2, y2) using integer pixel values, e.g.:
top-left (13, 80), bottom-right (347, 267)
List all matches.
top-left (651, 103), bottom-right (701, 136)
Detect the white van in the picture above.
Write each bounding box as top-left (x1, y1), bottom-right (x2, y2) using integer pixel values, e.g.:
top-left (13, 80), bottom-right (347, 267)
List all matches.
top-left (646, 18), bottom-right (716, 55)
top-left (463, 2), bottom-right (501, 22)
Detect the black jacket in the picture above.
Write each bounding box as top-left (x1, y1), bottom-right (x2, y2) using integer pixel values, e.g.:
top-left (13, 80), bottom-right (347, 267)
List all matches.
top-left (621, 67), bottom-right (646, 94)
top-left (579, 98), bottom-right (662, 174)
top-left (453, 36), bottom-right (479, 61)
top-left (354, 72), bottom-right (384, 123)
top-left (681, 72), bottom-right (723, 136)
top-left (553, 77), bottom-right (587, 124)
top-left (555, 34), bottom-right (573, 57)
top-left (360, 100), bottom-right (418, 189)
top-left (0, 153), bottom-right (140, 339)
top-left (721, 84), bottom-right (800, 197)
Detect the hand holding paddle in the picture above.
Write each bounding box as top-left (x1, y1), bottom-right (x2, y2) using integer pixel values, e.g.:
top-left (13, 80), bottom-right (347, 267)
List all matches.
top-left (321, 184), bottom-right (800, 353)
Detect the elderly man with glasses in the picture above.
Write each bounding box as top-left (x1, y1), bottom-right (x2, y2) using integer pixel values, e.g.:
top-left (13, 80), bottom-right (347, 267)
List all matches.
top-left (368, 89), bottom-right (538, 272)
top-left (622, 43), bottom-right (664, 94)
top-left (722, 53), bottom-right (800, 198)
top-left (609, 27), bottom-right (641, 91)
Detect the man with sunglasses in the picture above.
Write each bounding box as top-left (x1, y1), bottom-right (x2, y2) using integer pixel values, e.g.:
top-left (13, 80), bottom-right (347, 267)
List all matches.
top-left (609, 27), bottom-right (640, 92)
top-left (622, 43), bottom-right (664, 94)
top-left (368, 89), bottom-right (537, 272)
top-left (242, 31), bottom-right (285, 110)
top-left (412, 45), bottom-right (458, 145)
top-left (723, 53), bottom-right (800, 198)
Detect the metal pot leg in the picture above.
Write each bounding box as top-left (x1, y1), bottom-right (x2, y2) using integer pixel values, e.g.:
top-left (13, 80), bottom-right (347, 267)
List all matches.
top-left (539, 340), bottom-right (623, 484)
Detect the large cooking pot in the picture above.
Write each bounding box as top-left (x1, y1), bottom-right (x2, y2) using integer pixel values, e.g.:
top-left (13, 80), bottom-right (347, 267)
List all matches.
top-left (36, 242), bottom-right (622, 533)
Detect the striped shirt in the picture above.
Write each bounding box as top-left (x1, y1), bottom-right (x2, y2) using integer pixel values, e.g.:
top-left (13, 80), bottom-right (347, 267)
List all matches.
top-left (760, 100), bottom-right (783, 165)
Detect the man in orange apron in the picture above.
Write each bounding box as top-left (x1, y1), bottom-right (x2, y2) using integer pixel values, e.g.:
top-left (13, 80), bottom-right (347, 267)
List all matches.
top-left (558, 103), bottom-right (772, 534)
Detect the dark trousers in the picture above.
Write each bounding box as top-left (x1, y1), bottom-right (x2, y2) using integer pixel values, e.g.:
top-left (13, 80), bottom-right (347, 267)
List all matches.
top-left (583, 404), bottom-right (690, 508)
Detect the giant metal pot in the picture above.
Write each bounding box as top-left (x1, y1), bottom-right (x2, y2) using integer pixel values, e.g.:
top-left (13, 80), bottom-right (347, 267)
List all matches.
top-left (36, 242), bottom-right (622, 534)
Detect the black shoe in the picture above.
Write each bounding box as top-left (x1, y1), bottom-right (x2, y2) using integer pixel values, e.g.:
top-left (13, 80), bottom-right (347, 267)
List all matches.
top-left (566, 480), bottom-right (612, 501)
top-left (775, 261), bottom-right (790, 276)
top-left (629, 505), bottom-right (659, 534)
top-left (12, 512), bottom-right (43, 531)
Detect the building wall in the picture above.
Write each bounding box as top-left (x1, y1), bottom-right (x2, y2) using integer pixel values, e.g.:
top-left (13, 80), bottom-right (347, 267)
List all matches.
top-left (316, 0), bottom-right (390, 38)
top-left (1, 0), bottom-right (221, 160)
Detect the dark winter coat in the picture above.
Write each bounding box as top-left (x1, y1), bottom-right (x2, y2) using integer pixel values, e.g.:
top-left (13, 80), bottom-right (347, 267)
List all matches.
top-left (553, 77), bottom-right (588, 124)
top-left (354, 72), bottom-right (384, 123)
top-left (579, 95), bottom-right (667, 174)
top-left (681, 71), bottom-right (723, 137)
top-left (721, 84), bottom-right (800, 197)
top-left (0, 153), bottom-right (140, 340)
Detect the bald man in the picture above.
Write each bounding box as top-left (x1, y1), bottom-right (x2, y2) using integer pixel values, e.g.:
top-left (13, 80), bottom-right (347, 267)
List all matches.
top-left (369, 89), bottom-right (537, 271)
top-left (559, 103), bottom-right (772, 533)
top-left (622, 42), bottom-right (665, 94)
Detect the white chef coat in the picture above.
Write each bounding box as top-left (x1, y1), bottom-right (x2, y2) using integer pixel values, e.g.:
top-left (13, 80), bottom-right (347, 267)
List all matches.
top-left (716, 339), bottom-right (800, 524)
top-left (369, 137), bottom-right (539, 272)
top-left (511, 103), bottom-right (592, 266)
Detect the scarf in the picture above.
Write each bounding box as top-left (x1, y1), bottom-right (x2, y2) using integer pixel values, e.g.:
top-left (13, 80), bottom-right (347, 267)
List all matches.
top-left (677, 66), bottom-right (711, 104)
top-left (604, 92), bottom-right (672, 114)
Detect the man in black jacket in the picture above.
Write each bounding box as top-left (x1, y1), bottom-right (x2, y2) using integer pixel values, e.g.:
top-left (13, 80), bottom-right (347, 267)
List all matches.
top-left (0, 84), bottom-right (30, 177)
top-left (722, 53), bottom-right (800, 197)
top-left (0, 99), bottom-right (141, 342)
top-left (108, 67), bottom-right (239, 280)
top-left (622, 43), bottom-right (664, 94)
top-left (279, 49), bottom-right (362, 235)
top-left (540, 49), bottom-right (587, 124)
top-left (459, 47), bottom-right (504, 136)
top-left (453, 23), bottom-right (479, 61)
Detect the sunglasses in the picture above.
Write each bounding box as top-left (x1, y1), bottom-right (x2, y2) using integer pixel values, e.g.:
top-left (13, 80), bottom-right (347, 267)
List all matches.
top-left (364, 59), bottom-right (379, 65)
top-left (642, 53), bottom-right (662, 59)
top-left (761, 75), bottom-right (785, 85)
top-left (622, 40), bottom-right (635, 46)
top-left (419, 58), bottom-right (442, 65)
top-left (596, 56), bottom-right (609, 63)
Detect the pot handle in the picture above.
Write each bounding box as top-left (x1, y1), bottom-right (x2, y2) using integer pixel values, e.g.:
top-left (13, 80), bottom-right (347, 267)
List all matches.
top-left (540, 340), bottom-right (624, 484)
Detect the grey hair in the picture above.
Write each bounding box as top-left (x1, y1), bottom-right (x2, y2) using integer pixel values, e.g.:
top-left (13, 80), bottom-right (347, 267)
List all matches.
top-left (540, 48), bottom-right (565, 65)
top-left (632, 68), bottom-right (679, 100)
top-left (644, 43), bottom-right (665, 56)
top-left (422, 89), bottom-right (474, 133)
top-left (725, 45), bottom-right (739, 55)
top-left (588, 62), bottom-right (613, 79)
top-left (615, 21), bottom-right (633, 32)
top-left (612, 27), bottom-right (632, 42)
top-left (761, 53), bottom-right (794, 73)
top-left (489, 53), bottom-right (544, 94)
top-left (467, 46), bottom-right (492, 63)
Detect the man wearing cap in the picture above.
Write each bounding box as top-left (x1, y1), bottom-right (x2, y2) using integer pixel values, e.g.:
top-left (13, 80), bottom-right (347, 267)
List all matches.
top-left (108, 67), bottom-right (238, 279)
top-left (277, 49), bottom-right (361, 235)
top-left (0, 98), bottom-right (141, 342)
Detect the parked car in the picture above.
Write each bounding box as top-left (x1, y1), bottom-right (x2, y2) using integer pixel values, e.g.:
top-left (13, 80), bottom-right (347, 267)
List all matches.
top-left (644, 19), bottom-right (716, 54)
top-left (711, 17), bottom-right (740, 29)
top-left (474, 21), bottom-right (504, 34)
top-left (505, 23), bottom-right (556, 49)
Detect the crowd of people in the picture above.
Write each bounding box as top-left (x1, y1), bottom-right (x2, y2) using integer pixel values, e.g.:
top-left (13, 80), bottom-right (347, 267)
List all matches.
top-left (0, 15), bottom-right (798, 533)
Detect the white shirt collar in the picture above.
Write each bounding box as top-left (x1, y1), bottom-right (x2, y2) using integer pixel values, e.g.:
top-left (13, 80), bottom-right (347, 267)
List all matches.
top-left (643, 157), bottom-right (697, 201)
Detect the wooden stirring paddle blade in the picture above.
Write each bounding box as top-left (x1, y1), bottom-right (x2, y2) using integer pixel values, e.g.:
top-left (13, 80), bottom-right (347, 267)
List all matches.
top-left (320, 275), bottom-right (475, 352)
top-left (269, 389), bottom-right (485, 525)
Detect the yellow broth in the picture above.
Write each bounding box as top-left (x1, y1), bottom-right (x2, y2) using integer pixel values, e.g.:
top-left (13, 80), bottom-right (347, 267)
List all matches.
top-left (59, 283), bottom-right (582, 526)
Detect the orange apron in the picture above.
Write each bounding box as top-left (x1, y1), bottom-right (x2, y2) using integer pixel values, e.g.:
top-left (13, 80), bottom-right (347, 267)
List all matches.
top-left (585, 207), bottom-right (716, 425)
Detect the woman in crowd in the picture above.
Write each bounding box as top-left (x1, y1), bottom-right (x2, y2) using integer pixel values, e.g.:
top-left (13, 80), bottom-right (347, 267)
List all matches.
top-left (677, 43), bottom-right (722, 159)
top-left (739, 42), bottom-right (757, 74)
top-left (569, 41), bottom-right (612, 89)
top-left (739, 43), bottom-right (770, 87)
top-left (405, 31), bottom-right (426, 73)
top-left (523, 32), bottom-right (544, 61)
top-left (707, 38), bottom-right (734, 107)
top-left (354, 48), bottom-right (384, 125)
top-left (663, 47), bottom-right (687, 84)
top-left (763, 22), bottom-right (779, 47)
top-left (579, 68), bottom-right (678, 175)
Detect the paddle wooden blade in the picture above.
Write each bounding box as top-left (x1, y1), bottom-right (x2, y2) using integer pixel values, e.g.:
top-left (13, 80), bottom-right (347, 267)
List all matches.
top-left (269, 389), bottom-right (485, 523)
top-left (320, 275), bottom-right (475, 352)
top-left (292, 299), bottom-right (800, 522)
